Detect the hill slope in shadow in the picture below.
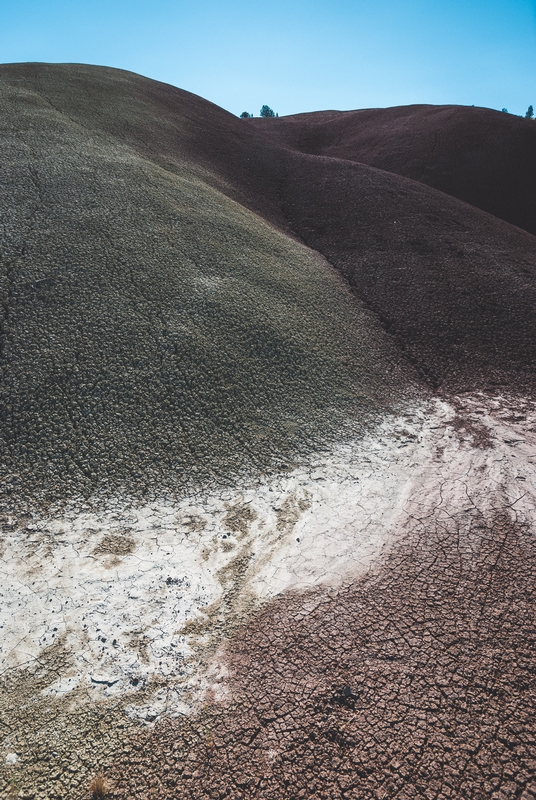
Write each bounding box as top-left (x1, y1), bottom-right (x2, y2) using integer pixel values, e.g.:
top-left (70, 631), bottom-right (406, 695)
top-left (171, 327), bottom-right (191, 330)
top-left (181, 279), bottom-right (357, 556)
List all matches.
top-left (251, 104), bottom-right (536, 237)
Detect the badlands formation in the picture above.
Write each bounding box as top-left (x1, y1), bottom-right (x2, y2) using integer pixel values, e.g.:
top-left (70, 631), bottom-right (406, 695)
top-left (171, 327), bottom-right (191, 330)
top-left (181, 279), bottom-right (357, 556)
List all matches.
top-left (1, 64), bottom-right (536, 799)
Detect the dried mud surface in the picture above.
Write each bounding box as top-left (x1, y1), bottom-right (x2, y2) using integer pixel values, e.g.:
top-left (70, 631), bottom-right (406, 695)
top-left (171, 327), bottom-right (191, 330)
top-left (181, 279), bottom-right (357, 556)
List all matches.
top-left (2, 64), bottom-right (536, 799)
top-left (3, 394), bottom-right (536, 800)
top-left (108, 498), bottom-right (536, 799)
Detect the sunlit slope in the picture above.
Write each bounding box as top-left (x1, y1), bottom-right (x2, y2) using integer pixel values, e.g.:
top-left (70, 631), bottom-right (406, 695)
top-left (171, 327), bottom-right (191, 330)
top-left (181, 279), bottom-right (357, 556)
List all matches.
top-left (252, 104), bottom-right (536, 237)
top-left (0, 65), bottom-right (407, 507)
top-left (0, 62), bottom-right (284, 226)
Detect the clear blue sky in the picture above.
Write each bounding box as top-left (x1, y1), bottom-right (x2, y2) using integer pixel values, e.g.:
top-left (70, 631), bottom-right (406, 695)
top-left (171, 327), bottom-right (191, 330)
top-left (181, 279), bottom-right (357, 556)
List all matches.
top-left (1, 0), bottom-right (535, 117)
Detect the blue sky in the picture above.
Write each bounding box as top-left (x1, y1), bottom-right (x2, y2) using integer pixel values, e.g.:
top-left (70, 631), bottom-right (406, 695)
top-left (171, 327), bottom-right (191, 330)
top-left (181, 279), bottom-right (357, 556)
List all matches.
top-left (1, 0), bottom-right (535, 117)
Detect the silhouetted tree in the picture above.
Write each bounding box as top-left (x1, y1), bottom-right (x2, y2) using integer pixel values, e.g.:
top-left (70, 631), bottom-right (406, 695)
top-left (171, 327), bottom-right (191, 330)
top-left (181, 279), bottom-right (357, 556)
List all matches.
top-left (260, 105), bottom-right (276, 118)
top-left (240, 111), bottom-right (252, 118)
top-left (501, 108), bottom-right (508, 113)
top-left (525, 105), bottom-right (534, 119)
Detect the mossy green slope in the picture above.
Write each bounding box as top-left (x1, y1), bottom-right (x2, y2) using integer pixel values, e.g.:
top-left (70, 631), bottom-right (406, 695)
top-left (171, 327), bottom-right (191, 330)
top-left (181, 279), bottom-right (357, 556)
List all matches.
top-left (0, 64), bottom-right (408, 508)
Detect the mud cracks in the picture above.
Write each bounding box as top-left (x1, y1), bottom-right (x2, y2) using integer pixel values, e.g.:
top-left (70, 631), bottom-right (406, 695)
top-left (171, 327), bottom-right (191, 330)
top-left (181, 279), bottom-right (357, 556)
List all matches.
top-left (2, 394), bottom-right (536, 799)
top-left (111, 511), bottom-right (536, 800)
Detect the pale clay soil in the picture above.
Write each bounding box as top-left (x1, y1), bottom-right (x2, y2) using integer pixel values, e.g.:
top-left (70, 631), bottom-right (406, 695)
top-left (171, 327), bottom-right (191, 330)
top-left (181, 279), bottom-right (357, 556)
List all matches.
top-left (0, 395), bottom-right (536, 800)
top-left (1, 392), bottom-right (536, 794)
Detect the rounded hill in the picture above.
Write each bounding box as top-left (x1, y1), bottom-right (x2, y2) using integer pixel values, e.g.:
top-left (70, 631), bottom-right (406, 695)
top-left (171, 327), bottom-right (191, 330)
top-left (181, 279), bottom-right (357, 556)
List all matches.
top-left (251, 104), bottom-right (536, 237)
top-left (0, 63), bottom-right (408, 508)
top-left (1, 64), bottom-right (536, 507)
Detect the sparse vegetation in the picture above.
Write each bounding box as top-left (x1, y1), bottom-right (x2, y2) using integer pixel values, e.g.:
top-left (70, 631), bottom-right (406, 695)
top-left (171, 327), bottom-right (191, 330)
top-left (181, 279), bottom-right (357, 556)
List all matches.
top-left (525, 104), bottom-right (534, 119)
top-left (89, 774), bottom-right (108, 799)
top-left (260, 104), bottom-right (276, 117)
top-left (239, 111), bottom-right (252, 118)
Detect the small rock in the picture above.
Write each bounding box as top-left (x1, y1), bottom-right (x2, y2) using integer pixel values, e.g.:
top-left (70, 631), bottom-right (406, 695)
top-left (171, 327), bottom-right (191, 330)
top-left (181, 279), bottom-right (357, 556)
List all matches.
top-left (5, 752), bottom-right (18, 765)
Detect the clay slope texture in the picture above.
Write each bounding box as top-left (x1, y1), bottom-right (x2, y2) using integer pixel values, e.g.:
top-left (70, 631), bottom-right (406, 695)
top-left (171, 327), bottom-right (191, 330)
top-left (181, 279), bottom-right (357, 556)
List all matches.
top-left (0, 64), bottom-right (409, 508)
top-left (1, 64), bottom-right (536, 800)
top-left (1, 65), bottom-right (536, 510)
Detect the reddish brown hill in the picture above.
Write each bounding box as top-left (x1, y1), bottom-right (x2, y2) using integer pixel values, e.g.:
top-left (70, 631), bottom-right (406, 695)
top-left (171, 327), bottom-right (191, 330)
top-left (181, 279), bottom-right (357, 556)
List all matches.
top-left (251, 104), bottom-right (536, 237)
top-left (276, 151), bottom-right (536, 391)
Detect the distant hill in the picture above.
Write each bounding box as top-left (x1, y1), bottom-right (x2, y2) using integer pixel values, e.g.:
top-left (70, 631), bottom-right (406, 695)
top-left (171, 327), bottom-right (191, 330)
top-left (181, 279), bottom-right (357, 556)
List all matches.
top-left (251, 104), bottom-right (536, 237)
top-left (1, 63), bottom-right (535, 506)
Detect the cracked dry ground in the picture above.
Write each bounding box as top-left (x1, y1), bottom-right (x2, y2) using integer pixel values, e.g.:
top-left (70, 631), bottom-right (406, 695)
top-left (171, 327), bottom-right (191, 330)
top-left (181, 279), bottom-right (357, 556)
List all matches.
top-left (3, 65), bottom-right (536, 800)
top-left (108, 505), bottom-right (536, 800)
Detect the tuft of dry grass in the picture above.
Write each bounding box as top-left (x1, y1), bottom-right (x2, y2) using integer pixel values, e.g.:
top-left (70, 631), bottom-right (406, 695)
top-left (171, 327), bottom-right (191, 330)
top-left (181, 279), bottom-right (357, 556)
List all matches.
top-left (89, 774), bottom-right (108, 799)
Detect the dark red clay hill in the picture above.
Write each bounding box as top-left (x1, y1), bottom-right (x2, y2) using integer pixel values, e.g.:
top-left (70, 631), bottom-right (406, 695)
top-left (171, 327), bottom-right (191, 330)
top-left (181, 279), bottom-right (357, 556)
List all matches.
top-left (251, 104), bottom-right (536, 237)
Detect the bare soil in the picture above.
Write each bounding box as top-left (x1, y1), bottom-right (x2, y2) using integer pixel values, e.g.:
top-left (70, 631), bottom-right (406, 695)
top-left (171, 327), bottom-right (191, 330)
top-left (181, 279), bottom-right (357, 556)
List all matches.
top-left (107, 507), bottom-right (536, 799)
top-left (2, 64), bottom-right (536, 800)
